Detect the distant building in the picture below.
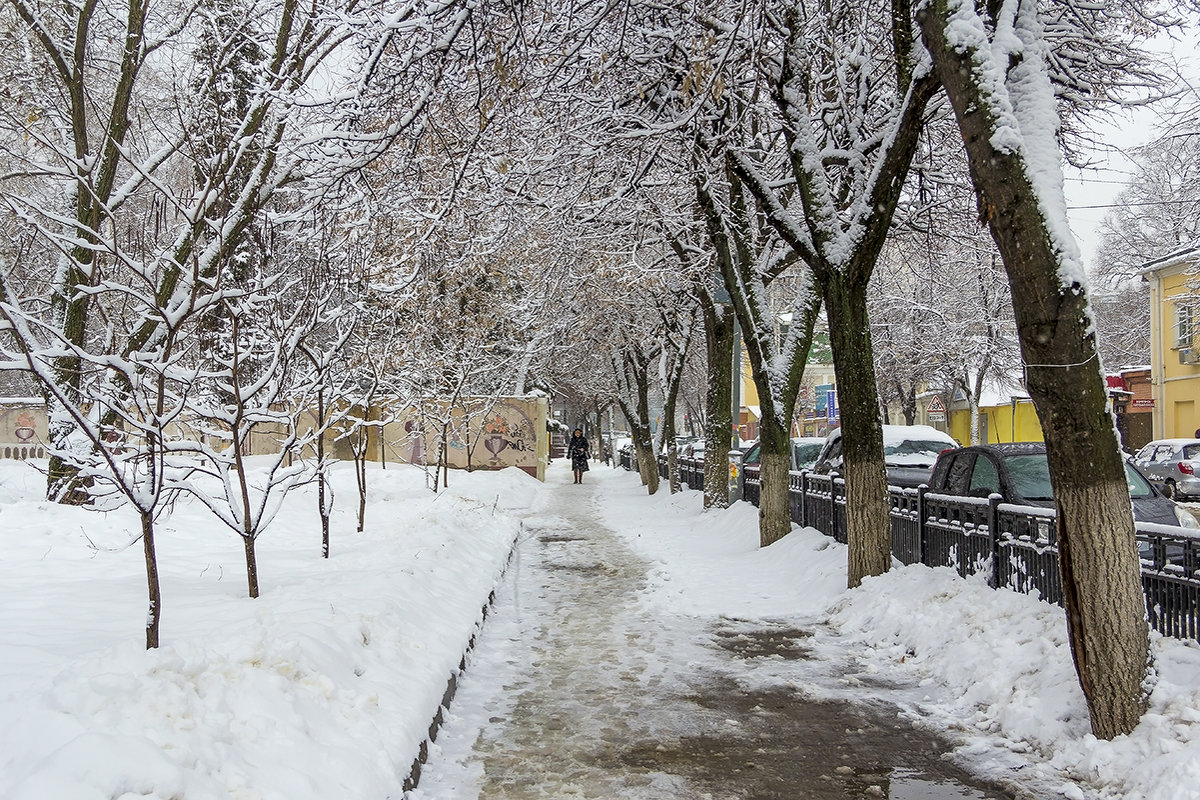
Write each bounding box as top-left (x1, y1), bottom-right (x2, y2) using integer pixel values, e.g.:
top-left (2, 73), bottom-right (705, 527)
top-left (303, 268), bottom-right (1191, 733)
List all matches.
top-left (1143, 248), bottom-right (1200, 439)
top-left (946, 377), bottom-right (1040, 444)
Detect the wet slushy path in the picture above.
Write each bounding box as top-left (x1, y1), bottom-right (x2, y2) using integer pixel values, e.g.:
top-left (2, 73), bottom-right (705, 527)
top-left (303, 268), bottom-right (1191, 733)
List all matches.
top-left (411, 468), bottom-right (1039, 800)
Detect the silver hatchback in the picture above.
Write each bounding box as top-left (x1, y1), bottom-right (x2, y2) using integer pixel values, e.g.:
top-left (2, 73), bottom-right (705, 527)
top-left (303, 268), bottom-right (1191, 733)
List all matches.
top-left (1132, 439), bottom-right (1200, 500)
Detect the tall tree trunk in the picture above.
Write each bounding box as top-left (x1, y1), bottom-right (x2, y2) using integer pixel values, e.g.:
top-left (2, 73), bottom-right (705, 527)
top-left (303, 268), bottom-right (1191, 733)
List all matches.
top-left (141, 510), bottom-right (161, 649)
top-left (900, 382), bottom-right (917, 426)
top-left (757, 414), bottom-right (792, 547)
top-left (616, 349), bottom-right (660, 495)
top-left (659, 346), bottom-right (691, 494)
top-left (703, 301), bottom-right (735, 509)
top-left (920, 0), bottom-right (1149, 739)
top-left (824, 272), bottom-right (890, 587)
top-left (632, 421), bottom-right (658, 493)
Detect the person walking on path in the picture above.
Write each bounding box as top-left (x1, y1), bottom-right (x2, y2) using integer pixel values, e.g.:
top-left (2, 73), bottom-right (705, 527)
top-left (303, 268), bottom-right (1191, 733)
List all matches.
top-left (567, 428), bottom-right (590, 484)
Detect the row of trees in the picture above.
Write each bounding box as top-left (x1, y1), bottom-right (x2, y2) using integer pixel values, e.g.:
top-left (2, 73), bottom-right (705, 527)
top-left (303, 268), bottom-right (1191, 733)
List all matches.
top-left (0, 0), bottom-right (593, 648)
top-left (544, 0), bottom-right (1192, 743)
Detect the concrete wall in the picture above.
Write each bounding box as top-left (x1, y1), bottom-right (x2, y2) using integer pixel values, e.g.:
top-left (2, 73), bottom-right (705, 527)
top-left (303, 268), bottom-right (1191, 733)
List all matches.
top-left (0, 395), bottom-right (552, 483)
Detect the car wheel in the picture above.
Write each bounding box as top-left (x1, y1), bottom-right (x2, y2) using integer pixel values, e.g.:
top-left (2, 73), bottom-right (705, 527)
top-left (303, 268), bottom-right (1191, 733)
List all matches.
top-left (1164, 479), bottom-right (1177, 500)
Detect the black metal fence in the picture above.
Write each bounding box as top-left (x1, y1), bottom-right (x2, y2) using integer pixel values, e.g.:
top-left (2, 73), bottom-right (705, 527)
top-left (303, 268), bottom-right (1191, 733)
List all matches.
top-left (640, 455), bottom-right (1200, 642)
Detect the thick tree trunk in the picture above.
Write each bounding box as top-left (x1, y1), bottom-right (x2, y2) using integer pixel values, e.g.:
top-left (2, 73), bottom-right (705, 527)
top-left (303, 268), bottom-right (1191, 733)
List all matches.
top-left (660, 378), bottom-right (682, 494)
top-left (920, 0), bottom-right (1149, 739)
top-left (703, 301), bottom-right (735, 509)
top-left (632, 422), bottom-right (659, 494)
top-left (141, 511), bottom-right (161, 649)
top-left (757, 420), bottom-right (792, 547)
top-left (824, 272), bottom-right (890, 587)
top-left (900, 383), bottom-right (917, 426)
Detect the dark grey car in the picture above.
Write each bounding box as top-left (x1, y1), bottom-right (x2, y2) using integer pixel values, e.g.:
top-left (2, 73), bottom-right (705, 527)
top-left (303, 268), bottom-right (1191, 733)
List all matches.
top-left (927, 442), bottom-right (1199, 529)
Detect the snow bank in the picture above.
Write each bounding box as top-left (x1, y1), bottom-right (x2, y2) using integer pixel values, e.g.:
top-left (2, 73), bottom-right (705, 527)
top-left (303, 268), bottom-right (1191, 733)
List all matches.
top-left (0, 460), bottom-right (544, 800)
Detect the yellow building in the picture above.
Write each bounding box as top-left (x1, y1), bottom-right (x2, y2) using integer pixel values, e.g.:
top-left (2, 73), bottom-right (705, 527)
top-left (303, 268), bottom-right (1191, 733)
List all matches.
top-left (1145, 249), bottom-right (1200, 439)
top-left (947, 392), bottom-right (1043, 444)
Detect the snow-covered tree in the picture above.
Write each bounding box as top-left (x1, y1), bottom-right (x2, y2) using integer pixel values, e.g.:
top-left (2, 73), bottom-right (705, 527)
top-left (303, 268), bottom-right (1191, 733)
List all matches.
top-left (917, 0), bottom-right (1177, 742)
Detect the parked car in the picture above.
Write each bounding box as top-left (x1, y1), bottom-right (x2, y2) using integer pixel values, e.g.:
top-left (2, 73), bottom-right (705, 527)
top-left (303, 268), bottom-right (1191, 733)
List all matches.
top-left (740, 437), bottom-right (825, 472)
top-left (1132, 439), bottom-right (1200, 501)
top-left (811, 424), bottom-right (958, 488)
top-left (927, 442), bottom-right (1199, 529)
top-left (791, 437), bottom-right (825, 471)
top-left (680, 440), bottom-right (706, 460)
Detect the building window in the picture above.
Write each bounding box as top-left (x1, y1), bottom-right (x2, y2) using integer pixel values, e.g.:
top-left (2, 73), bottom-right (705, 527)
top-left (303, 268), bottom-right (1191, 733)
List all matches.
top-left (1176, 302), bottom-right (1195, 349)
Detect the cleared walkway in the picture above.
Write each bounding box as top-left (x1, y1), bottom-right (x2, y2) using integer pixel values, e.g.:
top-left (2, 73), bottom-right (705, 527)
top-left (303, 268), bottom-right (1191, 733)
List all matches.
top-left (413, 465), bottom-right (1036, 800)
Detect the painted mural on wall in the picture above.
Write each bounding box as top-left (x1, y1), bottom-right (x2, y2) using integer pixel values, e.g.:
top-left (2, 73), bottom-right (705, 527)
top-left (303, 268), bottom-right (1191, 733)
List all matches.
top-left (382, 396), bottom-right (548, 480)
top-left (475, 402), bottom-right (536, 466)
top-left (0, 402), bottom-right (48, 460)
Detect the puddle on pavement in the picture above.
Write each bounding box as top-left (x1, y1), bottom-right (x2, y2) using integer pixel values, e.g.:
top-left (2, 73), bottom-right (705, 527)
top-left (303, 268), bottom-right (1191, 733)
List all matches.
top-left (890, 769), bottom-right (998, 799)
top-left (616, 676), bottom-right (1018, 800)
top-left (543, 562), bottom-right (612, 575)
top-left (712, 626), bottom-right (814, 661)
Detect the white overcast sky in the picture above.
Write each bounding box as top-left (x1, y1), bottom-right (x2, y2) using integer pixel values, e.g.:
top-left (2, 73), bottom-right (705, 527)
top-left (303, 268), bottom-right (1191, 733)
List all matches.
top-left (1064, 29), bottom-right (1200, 271)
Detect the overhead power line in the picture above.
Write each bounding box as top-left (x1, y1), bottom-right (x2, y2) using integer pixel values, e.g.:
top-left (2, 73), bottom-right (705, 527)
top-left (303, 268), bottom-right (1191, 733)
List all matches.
top-left (1067, 199), bottom-right (1200, 210)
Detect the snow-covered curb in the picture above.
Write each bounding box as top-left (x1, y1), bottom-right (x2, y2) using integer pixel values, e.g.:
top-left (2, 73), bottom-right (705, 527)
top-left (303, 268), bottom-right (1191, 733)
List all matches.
top-left (0, 461), bottom-right (546, 800)
top-left (403, 546), bottom-right (515, 793)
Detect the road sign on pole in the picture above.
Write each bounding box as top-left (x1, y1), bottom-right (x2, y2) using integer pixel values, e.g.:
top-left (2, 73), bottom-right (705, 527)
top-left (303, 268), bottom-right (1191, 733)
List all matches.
top-left (926, 395), bottom-right (947, 423)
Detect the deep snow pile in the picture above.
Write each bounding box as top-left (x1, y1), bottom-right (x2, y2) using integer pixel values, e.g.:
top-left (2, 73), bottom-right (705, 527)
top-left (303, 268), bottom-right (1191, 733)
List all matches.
top-left (0, 459), bottom-right (544, 800)
top-left (600, 472), bottom-right (1200, 800)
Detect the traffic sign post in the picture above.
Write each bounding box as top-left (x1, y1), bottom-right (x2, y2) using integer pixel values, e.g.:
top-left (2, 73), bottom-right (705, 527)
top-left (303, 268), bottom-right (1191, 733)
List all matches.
top-left (926, 395), bottom-right (947, 423)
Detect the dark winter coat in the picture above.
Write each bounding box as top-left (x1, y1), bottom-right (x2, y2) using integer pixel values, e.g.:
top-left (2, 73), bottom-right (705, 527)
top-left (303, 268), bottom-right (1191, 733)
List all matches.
top-left (567, 434), bottom-right (590, 472)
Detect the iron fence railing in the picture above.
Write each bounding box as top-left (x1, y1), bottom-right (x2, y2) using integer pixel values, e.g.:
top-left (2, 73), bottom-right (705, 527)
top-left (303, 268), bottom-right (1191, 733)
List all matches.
top-left (622, 456), bottom-right (1200, 642)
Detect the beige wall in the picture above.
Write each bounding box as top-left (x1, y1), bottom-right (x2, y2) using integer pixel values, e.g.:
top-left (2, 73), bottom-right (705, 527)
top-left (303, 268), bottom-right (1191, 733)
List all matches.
top-left (379, 396), bottom-right (549, 481)
top-left (0, 395), bottom-right (552, 481)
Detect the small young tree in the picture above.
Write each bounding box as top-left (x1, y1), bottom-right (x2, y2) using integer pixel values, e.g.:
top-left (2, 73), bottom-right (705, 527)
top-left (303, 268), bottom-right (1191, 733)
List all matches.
top-left (0, 245), bottom-right (216, 648)
top-left (179, 277), bottom-right (324, 598)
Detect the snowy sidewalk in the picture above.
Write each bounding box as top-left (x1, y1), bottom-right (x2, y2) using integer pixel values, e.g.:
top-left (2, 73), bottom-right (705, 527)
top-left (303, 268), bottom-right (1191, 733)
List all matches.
top-left (412, 463), bottom-right (1023, 799)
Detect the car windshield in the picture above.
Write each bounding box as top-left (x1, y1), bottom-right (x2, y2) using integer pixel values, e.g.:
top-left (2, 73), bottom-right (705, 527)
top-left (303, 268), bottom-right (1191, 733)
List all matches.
top-left (1124, 463), bottom-right (1153, 498)
top-left (793, 442), bottom-right (823, 469)
top-left (1007, 453), bottom-right (1154, 501)
top-left (883, 440), bottom-right (952, 467)
top-left (1006, 454), bottom-right (1054, 501)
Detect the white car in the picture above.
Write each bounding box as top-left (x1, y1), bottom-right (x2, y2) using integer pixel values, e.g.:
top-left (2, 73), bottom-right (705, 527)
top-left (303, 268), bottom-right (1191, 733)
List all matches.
top-left (812, 424), bottom-right (958, 488)
top-left (1132, 439), bottom-right (1200, 500)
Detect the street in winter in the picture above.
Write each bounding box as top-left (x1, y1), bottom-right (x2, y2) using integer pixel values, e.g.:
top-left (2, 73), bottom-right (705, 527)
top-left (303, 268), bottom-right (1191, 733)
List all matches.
top-left (3, 0), bottom-right (1200, 798)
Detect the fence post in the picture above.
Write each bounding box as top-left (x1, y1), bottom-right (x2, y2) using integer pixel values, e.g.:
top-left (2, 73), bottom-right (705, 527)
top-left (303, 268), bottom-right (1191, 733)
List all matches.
top-left (831, 472), bottom-right (843, 544)
top-left (988, 493), bottom-right (1002, 589)
top-left (916, 485), bottom-right (927, 567)
top-left (800, 470), bottom-right (808, 528)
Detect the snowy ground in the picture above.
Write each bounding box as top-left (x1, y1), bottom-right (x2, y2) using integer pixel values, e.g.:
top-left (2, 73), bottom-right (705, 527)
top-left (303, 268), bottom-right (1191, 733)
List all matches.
top-left (0, 458), bottom-right (543, 800)
top-left (2, 457), bottom-right (1200, 799)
